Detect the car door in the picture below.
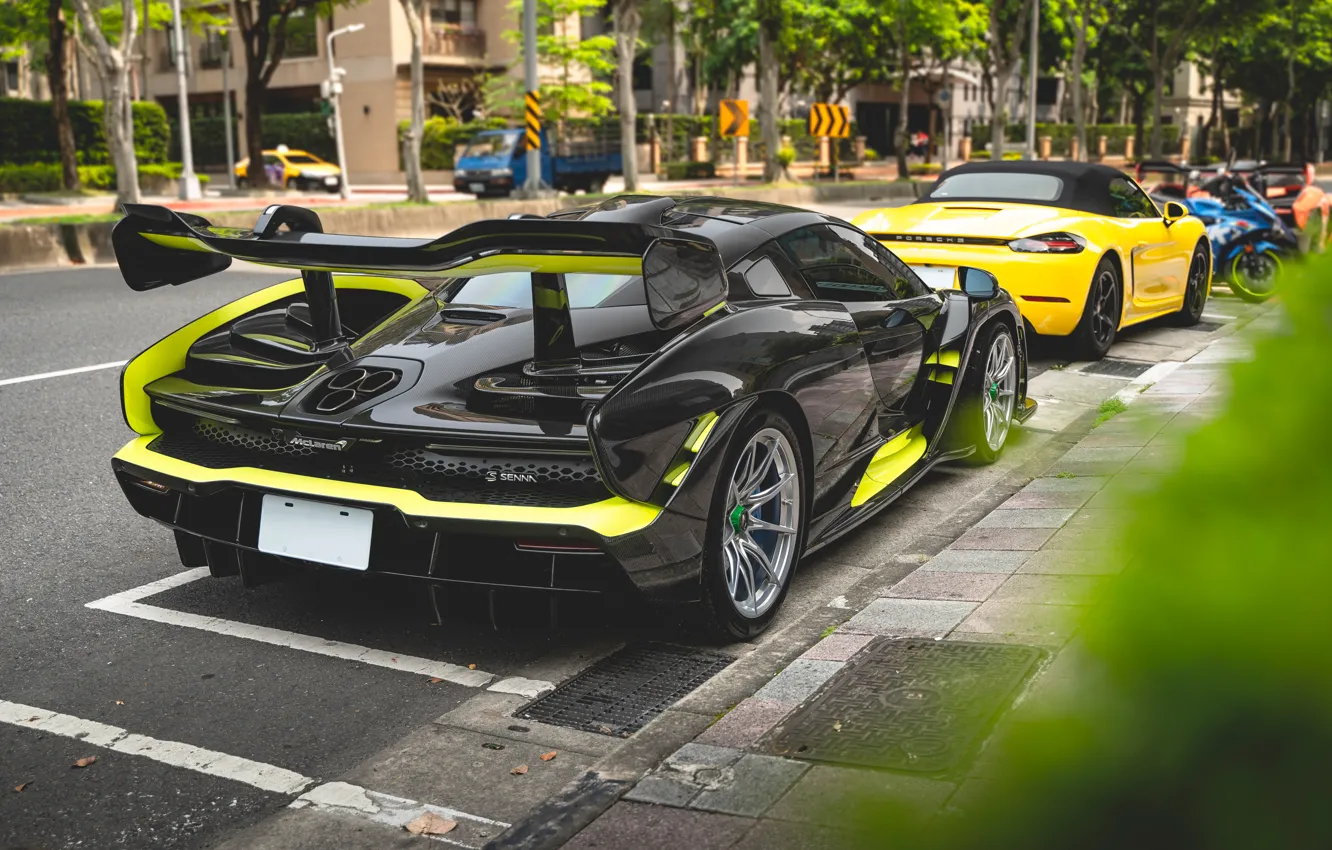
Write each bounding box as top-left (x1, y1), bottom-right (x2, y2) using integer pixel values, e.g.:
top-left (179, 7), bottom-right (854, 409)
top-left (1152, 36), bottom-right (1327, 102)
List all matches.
top-left (1109, 176), bottom-right (1190, 313)
top-left (777, 224), bottom-right (939, 437)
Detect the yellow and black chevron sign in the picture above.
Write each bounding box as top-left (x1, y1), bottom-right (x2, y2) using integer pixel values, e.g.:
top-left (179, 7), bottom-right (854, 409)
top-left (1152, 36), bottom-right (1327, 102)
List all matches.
top-left (719, 99), bottom-right (749, 138)
top-left (808, 103), bottom-right (850, 139)
top-left (525, 91), bottom-right (542, 151)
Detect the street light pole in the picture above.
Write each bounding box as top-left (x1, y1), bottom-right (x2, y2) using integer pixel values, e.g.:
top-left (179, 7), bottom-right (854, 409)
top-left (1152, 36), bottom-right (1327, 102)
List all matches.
top-left (170, 0), bottom-right (201, 199)
top-left (522, 0), bottom-right (540, 194)
top-left (1025, 0), bottom-right (1038, 160)
top-left (326, 23), bottom-right (364, 201)
top-left (221, 27), bottom-right (235, 191)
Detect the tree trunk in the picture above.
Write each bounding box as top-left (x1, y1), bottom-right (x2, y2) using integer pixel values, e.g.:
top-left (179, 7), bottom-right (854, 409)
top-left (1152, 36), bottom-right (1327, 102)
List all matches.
top-left (71, 0), bottom-right (140, 204)
top-left (992, 68), bottom-right (1010, 160)
top-left (245, 76), bottom-right (269, 186)
top-left (401, 0), bottom-right (429, 202)
top-left (757, 21), bottom-right (780, 182)
top-left (1148, 11), bottom-right (1163, 158)
top-left (895, 40), bottom-right (911, 179)
top-left (1281, 52), bottom-right (1294, 163)
top-left (614, 0), bottom-right (641, 191)
top-left (1203, 46), bottom-right (1221, 158)
top-left (1133, 89), bottom-right (1145, 158)
top-left (48, 0), bottom-right (80, 191)
top-left (1070, 5), bottom-right (1087, 162)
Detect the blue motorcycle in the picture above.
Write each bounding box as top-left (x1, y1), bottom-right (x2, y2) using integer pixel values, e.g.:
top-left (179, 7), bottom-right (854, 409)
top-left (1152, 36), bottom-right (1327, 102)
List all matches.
top-left (1148, 167), bottom-right (1298, 303)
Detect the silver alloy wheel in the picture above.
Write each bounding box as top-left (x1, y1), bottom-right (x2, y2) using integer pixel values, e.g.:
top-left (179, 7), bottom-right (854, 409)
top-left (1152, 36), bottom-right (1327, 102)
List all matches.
top-left (982, 330), bottom-right (1018, 452)
top-left (721, 428), bottom-right (801, 620)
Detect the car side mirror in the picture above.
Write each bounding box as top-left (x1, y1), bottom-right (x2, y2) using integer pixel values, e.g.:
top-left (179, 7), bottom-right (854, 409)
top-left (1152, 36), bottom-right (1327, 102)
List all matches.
top-left (1163, 201), bottom-right (1188, 225)
top-left (958, 266), bottom-right (999, 301)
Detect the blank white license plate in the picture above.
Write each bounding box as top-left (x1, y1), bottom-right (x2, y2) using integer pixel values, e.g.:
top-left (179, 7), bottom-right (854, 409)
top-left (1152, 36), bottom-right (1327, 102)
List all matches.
top-left (323, 176), bottom-right (338, 186)
top-left (257, 495), bottom-right (373, 570)
top-left (910, 265), bottom-right (957, 290)
top-left (469, 182), bottom-right (487, 193)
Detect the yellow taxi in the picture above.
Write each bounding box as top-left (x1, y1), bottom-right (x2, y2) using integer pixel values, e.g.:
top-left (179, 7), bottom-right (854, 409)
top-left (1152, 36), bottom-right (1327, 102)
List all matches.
top-left (235, 145), bottom-right (342, 192)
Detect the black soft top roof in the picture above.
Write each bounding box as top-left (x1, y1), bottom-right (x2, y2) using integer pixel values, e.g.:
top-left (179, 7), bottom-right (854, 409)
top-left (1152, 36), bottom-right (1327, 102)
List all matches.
top-left (915, 161), bottom-right (1135, 217)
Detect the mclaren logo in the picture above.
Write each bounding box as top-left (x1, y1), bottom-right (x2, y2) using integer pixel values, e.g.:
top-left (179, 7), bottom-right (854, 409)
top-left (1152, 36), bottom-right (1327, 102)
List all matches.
top-left (274, 430), bottom-right (356, 452)
top-left (485, 469), bottom-right (539, 484)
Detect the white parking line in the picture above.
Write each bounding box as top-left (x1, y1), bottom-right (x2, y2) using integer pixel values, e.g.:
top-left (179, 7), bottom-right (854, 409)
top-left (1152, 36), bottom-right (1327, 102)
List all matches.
top-left (2, 698), bottom-right (508, 847)
top-left (0, 360), bottom-right (127, 387)
top-left (0, 698), bottom-right (311, 794)
top-left (86, 568), bottom-right (499, 688)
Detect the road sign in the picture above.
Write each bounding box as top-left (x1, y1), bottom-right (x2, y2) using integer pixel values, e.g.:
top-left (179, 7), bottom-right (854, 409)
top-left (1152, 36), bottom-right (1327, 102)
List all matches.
top-left (809, 103), bottom-right (850, 138)
top-left (720, 99), bottom-right (749, 138)
top-left (525, 90), bottom-right (542, 151)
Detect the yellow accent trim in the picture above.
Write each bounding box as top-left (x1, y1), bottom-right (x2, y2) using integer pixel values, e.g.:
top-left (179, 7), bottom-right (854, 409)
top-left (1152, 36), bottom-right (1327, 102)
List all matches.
top-left (925, 350), bottom-right (961, 368)
top-left (122, 276), bottom-right (429, 436)
top-left (115, 437), bottom-right (661, 538)
top-left (193, 352), bottom-right (285, 366)
top-left (850, 425), bottom-right (928, 507)
top-left (142, 233), bottom-right (212, 253)
top-left (454, 255), bottom-right (643, 277)
top-left (702, 300), bottom-right (728, 318)
top-left (684, 412), bottom-right (720, 453)
top-left (928, 369), bottom-right (954, 385)
top-left (665, 462), bottom-right (691, 487)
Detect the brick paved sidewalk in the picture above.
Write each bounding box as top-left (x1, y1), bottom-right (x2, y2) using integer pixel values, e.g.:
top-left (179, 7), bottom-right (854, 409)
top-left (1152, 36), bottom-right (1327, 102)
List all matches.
top-left (558, 331), bottom-right (1261, 850)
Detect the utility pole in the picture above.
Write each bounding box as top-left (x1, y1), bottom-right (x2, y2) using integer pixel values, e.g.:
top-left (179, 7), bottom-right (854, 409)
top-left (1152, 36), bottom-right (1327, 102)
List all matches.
top-left (522, 0), bottom-right (541, 194)
top-left (221, 26), bottom-right (235, 191)
top-left (171, 0), bottom-right (202, 199)
top-left (325, 23), bottom-right (364, 200)
top-left (1025, 0), bottom-right (1038, 160)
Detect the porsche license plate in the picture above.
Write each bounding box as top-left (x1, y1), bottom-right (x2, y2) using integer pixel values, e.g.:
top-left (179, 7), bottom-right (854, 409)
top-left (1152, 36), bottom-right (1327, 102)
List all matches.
top-left (910, 265), bottom-right (957, 290)
top-left (323, 176), bottom-right (338, 186)
top-left (257, 495), bottom-right (373, 570)
top-left (469, 182), bottom-right (487, 193)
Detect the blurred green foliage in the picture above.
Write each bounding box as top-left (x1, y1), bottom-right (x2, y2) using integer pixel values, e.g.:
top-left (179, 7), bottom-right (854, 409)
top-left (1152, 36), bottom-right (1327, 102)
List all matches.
top-left (852, 255), bottom-right (1332, 848)
top-left (0, 98), bottom-right (169, 166)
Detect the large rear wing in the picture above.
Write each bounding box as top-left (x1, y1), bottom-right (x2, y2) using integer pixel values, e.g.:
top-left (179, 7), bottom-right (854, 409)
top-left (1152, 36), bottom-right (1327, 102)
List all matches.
top-left (111, 199), bottom-right (726, 363)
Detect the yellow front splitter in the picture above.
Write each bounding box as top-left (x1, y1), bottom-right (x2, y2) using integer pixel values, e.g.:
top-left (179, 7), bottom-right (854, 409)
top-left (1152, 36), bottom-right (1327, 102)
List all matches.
top-left (114, 435), bottom-right (661, 539)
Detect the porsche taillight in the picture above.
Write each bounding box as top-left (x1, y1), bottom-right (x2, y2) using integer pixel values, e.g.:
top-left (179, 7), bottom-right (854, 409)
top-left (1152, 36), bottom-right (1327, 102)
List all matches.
top-left (1007, 232), bottom-right (1086, 254)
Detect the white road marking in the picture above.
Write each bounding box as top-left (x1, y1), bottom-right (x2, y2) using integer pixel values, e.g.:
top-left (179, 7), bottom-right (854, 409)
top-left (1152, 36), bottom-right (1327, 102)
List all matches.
top-left (0, 360), bottom-right (127, 387)
top-left (0, 698), bottom-right (312, 794)
top-left (2, 698), bottom-right (506, 846)
top-left (292, 782), bottom-right (509, 848)
top-left (86, 568), bottom-right (502, 688)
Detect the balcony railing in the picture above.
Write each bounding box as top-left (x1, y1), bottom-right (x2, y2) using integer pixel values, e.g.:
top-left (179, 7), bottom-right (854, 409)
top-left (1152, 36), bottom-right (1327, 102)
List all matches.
top-left (425, 26), bottom-right (486, 60)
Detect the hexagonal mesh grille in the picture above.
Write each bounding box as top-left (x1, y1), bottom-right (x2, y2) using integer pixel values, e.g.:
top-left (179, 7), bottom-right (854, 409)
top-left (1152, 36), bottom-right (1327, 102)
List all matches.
top-left (195, 419), bottom-right (313, 457)
top-left (385, 448), bottom-right (600, 486)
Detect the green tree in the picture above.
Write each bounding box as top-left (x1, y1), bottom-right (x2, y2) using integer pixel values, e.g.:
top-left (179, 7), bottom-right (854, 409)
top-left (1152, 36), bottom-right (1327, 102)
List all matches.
top-left (70, 0), bottom-right (140, 203)
top-left (0, 0), bottom-right (79, 189)
top-left (987, 0), bottom-right (1032, 159)
top-left (612, 0), bottom-right (643, 189)
top-left (1110, 0), bottom-right (1211, 158)
top-left (504, 0), bottom-right (616, 126)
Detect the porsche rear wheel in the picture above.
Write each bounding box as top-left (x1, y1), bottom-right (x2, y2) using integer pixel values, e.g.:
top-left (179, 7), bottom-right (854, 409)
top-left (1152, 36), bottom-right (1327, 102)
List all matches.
top-left (1172, 242), bottom-right (1211, 326)
top-left (955, 322), bottom-right (1019, 466)
top-left (700, 410), bottom-right (806, 641)
top-left (1069, 257), bottom-right (1121, 361)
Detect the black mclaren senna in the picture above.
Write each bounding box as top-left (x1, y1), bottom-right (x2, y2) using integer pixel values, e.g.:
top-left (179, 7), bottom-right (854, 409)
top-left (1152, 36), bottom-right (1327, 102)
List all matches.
top-left (109, 195), bottom-right (1036, 639)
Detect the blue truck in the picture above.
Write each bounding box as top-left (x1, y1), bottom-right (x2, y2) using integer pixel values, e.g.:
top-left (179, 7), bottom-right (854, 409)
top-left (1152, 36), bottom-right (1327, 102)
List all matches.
top-left (451, 126), bottom-right (623, 198)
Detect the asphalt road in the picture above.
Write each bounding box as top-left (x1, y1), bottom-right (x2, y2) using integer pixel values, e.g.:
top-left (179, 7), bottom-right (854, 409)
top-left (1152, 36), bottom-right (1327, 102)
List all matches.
top-left (0, 224), bottom-right (1252, 848)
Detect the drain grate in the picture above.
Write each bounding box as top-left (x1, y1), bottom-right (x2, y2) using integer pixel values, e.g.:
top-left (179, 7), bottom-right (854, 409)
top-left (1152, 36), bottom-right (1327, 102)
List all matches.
top-left (517, 643), bottom-right (732, 737)
top-left (762, 639), bottom-right (1041, 774)
top-left (1080, 358), bottom-right (1154, 378)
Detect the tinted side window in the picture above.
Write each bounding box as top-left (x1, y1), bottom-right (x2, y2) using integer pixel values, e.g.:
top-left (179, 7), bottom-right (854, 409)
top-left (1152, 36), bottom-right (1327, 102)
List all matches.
top-left (1108, 177), bottom-right (1159, 219)
top-left (777, 226), bottom-right (889, 302)
top-left (744, 257), bottom-right (792, 297)
top-left (829, 225), bottom-right (931, 299)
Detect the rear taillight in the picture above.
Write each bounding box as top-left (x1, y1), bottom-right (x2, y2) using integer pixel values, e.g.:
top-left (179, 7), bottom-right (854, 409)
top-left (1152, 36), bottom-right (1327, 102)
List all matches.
top-left (1008, 232), bottom-right (1086, 253)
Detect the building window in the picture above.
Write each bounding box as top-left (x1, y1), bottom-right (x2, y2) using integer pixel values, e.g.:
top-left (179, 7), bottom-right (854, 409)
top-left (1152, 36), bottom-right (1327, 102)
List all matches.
top-left (285, 8), bottom-right (318, 58)
top-left (430, 0), bottom-right (478, 28)
top-left (199, 27), bottom-right (229, 69)
top-left (3, 61), bottom-right (18, 94)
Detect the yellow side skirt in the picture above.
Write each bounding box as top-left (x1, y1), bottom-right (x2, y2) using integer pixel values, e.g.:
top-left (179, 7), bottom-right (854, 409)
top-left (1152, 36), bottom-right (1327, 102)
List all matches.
top-left (114, 436), bottom-right (662, 539)
top-left (850, 426), bottom-right (928, 508)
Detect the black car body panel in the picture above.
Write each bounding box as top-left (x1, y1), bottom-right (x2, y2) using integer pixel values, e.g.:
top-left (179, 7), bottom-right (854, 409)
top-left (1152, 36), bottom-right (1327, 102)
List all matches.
top-left (109, 195), bottom-right (1035, 606)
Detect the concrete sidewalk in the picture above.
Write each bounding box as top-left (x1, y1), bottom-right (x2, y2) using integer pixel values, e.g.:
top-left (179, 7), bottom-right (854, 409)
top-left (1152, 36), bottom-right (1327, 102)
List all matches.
top-left (546, 315), bottom-right (1271, 850)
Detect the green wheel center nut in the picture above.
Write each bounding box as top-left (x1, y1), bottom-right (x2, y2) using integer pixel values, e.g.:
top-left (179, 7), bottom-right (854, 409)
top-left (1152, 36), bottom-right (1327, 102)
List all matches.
top-left (729, 503), bottom-right (746, 533)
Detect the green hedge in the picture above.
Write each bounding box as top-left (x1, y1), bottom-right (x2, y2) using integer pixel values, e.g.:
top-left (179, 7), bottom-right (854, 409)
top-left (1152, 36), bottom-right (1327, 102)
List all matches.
top-left (969, 123), bottom-right (1182, 158)
top-left (170, 112), bottom-right (335, 167)
top-left (0, 162), bottom-right (207, 193)
top-left (0, 98), bottom-right (169, 166)
top-left (396, 116), bottom-right (512, 170)
top-left (663, 160), bottom-right (716, 180)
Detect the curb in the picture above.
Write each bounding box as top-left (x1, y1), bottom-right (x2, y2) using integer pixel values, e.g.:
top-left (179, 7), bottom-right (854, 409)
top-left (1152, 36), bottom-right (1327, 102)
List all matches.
top-left (0, 180), bottom-right (920, 275)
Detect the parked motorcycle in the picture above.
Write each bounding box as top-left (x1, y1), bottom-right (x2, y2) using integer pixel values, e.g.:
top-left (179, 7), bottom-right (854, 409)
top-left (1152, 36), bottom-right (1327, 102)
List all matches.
top-left (1146, 164), bottom-right (1299, 303)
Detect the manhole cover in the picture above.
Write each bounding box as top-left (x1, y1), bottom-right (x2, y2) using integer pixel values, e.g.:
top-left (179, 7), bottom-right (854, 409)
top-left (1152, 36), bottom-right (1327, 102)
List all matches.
top-left (1080, 358), bottom-right (1154, 378)
top-left (517, 643), bottom-right (731, 737)
top-left (762, 639), bottom-right (1041, 774)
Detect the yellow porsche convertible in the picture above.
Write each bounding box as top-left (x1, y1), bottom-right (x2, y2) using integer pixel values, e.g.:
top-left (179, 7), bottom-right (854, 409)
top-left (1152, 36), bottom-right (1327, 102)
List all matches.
top-left (852, 162), bottom-right (1211, 359)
